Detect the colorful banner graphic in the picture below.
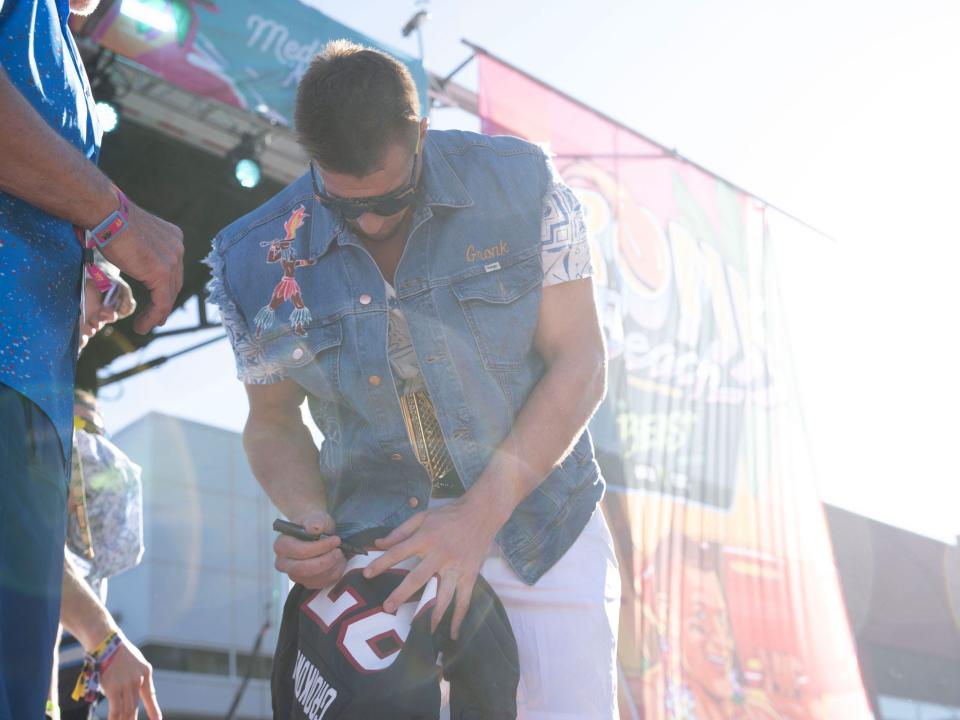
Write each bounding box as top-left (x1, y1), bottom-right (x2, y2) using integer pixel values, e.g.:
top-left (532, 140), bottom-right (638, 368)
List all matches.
top-left (478, 52), bottom-right (873, 719)
top-left (73, 0), bottom-right (429, 126)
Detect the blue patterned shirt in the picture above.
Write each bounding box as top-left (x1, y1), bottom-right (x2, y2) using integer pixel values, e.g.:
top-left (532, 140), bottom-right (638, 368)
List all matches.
top-left (0, 0), bottom-right (101, 460)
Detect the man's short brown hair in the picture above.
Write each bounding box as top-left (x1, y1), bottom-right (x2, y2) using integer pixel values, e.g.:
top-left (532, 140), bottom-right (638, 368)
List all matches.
top-left (295, 40), bottom-right (421, 177)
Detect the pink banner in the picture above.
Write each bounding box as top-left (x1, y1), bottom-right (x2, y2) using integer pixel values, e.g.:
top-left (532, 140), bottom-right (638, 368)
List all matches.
top-left (478, 51), bottom-right (872, 719)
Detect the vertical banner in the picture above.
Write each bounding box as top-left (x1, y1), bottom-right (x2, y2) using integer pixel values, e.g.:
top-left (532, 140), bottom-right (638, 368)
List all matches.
top-left (477, 51), bottom-right (872, 719)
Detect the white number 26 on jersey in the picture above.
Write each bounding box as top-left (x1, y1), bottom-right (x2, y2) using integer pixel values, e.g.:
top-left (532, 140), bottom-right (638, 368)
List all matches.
top-left (302, 553), bottom-right (439, 673)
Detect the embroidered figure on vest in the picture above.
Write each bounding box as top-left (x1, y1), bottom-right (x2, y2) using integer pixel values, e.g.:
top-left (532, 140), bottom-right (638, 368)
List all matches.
top-left (254, 205), bottom-right (317, 338)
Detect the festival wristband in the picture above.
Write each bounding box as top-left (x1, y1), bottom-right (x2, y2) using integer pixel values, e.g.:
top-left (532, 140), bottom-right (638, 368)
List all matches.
top-left (73, 227), bottom-right (114, 294)
top-left (74, 186), bottom-right (127, 294)
top-left (71, 630), bottom-right (123, 703)
top-left (88, 187), bottom-right (130, 249)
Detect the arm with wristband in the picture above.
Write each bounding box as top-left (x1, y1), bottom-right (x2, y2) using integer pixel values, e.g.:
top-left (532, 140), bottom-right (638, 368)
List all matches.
top-left (60, 555), bottom-right (161, 720)
top-left (0, 65), bottom-right (184, 334)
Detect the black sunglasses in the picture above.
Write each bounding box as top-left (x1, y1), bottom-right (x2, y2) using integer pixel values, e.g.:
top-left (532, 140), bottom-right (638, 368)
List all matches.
top-left (311, 151), bottom-right (419, 220)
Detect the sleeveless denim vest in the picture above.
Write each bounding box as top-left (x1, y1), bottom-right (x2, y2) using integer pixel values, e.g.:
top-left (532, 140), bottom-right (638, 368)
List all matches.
top-left (207, 130), bottom-right (603, 584)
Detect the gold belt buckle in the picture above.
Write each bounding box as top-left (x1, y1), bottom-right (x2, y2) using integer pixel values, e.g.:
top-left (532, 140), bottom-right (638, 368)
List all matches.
top-left (399, 390), bottom-right (457, 494)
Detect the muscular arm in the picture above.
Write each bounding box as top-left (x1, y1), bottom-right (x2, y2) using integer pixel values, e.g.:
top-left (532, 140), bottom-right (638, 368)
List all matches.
top-left (369, 277), bottom-right (607, 635)
top-left (0, 66), bottom-right (116, 227)
top-left (469, 276), bottom-right (607, 519)
top-left (60, 555), bottom-right (116, 651)
top-left (0, 66), bottom-right (184, 333)
top-left (243, 379), bottom-right (326, 518)
top-left (244, 380), bottom-right (346, 587)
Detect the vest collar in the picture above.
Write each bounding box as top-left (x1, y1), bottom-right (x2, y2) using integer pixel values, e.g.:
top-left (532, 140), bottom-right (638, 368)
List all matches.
top-left (418, 132), bottom-right (473, 209)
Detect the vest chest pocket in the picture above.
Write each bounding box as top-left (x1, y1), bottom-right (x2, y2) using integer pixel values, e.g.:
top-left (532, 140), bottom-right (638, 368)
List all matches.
top-left (260, 319), bottom-right (343, 399)
top-left (450, 255), bottom-right (542, 371)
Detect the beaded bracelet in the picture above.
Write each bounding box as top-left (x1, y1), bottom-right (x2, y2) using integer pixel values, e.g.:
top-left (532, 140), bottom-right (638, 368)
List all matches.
top-left (71, 630), bottom-right (123, 703)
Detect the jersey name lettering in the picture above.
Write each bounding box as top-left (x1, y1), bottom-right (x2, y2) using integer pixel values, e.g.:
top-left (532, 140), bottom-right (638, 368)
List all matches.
top-left (293, 649), bottom-right (339, 720)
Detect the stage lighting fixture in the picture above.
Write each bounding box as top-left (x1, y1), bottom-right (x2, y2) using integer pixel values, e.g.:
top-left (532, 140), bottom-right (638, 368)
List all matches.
top-left (401, 8), bottom-right (430, 60)
top-left (235, 158), bottom-right (261, 189)
top-left (92, 74), bottom-right (120, 134)
top-left (120, 0), bottom-right (177, 33)
top-left (96, 101), bottom-right (120, 133)
top-left (401, 10), bottom-right (430, 38)
top-left (227, 135), bottom-right (262, 189)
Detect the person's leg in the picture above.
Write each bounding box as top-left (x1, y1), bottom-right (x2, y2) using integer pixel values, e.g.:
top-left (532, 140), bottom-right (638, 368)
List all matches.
top-left (0, 384), bottom-right (69, 720)
top-left (481, 507), bottom-right (622, 720)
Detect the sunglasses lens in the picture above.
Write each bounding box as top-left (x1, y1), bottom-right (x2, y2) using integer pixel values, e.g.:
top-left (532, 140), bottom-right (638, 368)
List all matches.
top-left (333, 193), bottom-right (415, 220)
top-left (340, 203), bottom-right (367, 220)
top-left (370, 194), bottom-right (415, 217)
top-left (318, 196), bottom-right (361, 220)
top-left (317, 180), bottom-right (417, 220)
top-left (314, 150), bottom-right (419, 221)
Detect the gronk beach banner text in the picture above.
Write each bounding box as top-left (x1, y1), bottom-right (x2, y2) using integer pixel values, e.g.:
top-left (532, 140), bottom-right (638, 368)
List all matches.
top-left (476, 49), bottom-right (872, 720)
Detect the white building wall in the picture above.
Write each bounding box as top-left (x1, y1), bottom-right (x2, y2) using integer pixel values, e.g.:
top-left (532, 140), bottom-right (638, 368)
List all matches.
top-left (105, 413), bottom-right (288, 720)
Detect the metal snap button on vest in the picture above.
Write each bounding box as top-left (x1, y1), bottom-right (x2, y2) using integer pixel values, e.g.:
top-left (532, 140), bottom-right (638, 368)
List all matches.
top-left (390, 453), bottom-right (403, 462)
top-left (368, 375), bottom-right (381, 386)
top-left (408, 496), bottom-right (419, 508)
top-left (359, 294), bottom-right (372, 305)
top-left (292, 348), bottom-right (304, 360)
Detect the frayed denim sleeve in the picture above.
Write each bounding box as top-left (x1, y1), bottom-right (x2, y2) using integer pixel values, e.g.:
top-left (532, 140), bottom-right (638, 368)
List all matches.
top-left (204, 241), bottom-right (287, 385)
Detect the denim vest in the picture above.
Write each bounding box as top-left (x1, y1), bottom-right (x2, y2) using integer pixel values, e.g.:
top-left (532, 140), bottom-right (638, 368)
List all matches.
top-left (207, 130), bottom-right (603, 584)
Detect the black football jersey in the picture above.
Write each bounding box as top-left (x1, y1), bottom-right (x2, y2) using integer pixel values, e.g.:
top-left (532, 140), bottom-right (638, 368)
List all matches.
top-left (272, 539), bottom-right (519, 720)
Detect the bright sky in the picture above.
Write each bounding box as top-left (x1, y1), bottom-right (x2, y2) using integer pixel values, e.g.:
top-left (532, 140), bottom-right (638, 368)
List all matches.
top-left (99, 0), bottom-right (960, 542)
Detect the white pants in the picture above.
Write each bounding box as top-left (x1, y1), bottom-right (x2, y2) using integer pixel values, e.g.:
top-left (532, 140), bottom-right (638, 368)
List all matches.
top-left (439, 506), bottom-right (621, 720)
